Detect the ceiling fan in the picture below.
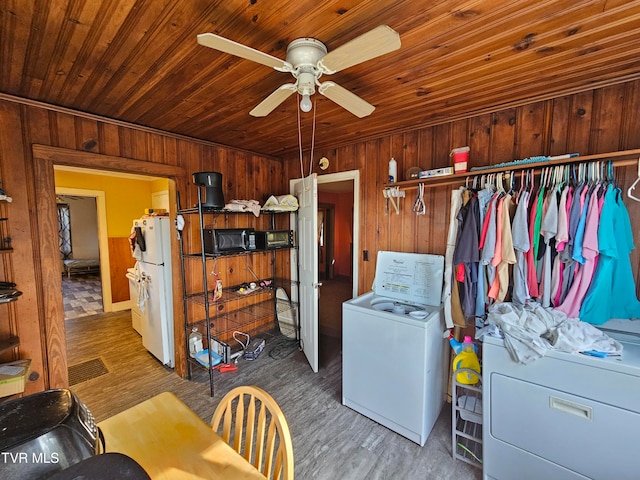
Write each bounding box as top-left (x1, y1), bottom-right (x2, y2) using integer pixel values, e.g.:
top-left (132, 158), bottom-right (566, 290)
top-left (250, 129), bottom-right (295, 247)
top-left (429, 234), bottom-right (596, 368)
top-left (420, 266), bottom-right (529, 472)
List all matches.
top-left (196, 25), bottom-right (401, 118)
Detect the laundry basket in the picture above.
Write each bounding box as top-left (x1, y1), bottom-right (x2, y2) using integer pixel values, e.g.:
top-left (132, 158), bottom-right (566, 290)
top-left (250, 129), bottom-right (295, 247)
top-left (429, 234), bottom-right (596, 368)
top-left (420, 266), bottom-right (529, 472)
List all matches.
top-left (452, 368), bottom-right (483, 469)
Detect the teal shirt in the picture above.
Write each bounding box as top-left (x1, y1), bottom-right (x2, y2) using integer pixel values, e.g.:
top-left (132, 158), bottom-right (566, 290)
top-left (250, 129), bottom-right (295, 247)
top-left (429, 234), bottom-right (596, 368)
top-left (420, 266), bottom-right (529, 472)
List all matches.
top-left (580, 186), bottom-right (640, 324)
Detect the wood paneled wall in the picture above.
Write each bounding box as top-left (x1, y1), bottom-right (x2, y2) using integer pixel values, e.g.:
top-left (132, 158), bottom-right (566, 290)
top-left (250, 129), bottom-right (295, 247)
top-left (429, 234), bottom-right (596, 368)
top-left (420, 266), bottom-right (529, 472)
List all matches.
top-left (2, 78), bottom-right (640, 396)
top-left (0, 98), bottom-right (287, 392)
top-left (284, 80), bottom-right (640, 298)
top-left (108, 237), bottom-right (136, 303)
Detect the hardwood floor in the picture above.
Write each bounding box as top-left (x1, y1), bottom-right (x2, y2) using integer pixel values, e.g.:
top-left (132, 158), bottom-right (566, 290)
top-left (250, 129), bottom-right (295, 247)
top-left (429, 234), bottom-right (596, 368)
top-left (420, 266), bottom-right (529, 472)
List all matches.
top-left (318, 276), bottom-right (352, 337)
top-left (66, 310), bottom-right (481, 479)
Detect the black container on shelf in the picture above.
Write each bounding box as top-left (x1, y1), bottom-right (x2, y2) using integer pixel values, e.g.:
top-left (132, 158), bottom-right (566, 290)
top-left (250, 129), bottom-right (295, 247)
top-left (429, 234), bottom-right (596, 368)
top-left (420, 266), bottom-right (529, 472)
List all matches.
top-left (192, 172), bottom-right (225, 209)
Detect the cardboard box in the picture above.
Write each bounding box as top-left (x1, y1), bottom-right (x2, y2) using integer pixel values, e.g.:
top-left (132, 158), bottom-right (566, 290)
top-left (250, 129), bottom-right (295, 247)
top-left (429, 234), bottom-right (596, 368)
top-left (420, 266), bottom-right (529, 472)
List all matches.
top-left (0, 359), bottom-right (30, 398)
top-left (419, 166), bottom-right (454, 178)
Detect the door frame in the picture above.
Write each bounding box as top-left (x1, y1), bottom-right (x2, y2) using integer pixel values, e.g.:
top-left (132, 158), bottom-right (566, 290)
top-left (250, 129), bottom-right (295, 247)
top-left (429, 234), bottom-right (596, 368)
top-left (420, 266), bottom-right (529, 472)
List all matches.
top-left (317, 170), bottom-right (359, 298)
top-left (32, 144), bottom-right (184, 389)
top-left (291, 169), bottom-right (359, 372)
top-left (55, 187), bottom-right (113, 313)
top-left (317, 203), bottom-right (335, 280)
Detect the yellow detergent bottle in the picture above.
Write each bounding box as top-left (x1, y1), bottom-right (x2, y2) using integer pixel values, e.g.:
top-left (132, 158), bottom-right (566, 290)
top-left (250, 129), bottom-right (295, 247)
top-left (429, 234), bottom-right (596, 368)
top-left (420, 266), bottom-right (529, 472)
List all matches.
top-left (453, 336), bottom-right (481, 385)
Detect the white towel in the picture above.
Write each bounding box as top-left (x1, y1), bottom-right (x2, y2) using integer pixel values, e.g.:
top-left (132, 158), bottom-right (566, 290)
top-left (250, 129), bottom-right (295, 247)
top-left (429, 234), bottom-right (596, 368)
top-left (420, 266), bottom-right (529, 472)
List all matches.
top-left (225, 199), bottom-right (261, 217)
top-left (480, 302), bottom-right (623, 364)
top-left (134, 263), bottom-right (149, 313)
top-left (262, 194), bottom-right (299, 211)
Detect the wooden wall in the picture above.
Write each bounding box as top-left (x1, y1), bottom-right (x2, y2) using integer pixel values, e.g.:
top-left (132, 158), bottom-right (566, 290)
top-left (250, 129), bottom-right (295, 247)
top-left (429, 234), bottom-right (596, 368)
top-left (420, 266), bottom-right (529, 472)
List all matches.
top-left (109, 237), bottom-right (136, 303)
top-left (0, 98), bottom-right (287, 393)
top-left (284, 80), bottom-right (640, 298)
top-left (2, 78), bottom-right (640, 396)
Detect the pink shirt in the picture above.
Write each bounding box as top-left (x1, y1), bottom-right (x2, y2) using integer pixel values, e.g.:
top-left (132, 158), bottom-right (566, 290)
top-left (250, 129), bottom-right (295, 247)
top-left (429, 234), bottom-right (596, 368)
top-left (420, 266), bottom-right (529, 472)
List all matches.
top-left (526, 192), bottom-right (540, 298)
top-left (488, 196), bottom-right (505, 299)
top-left (556, 186), bottom-right (601, 318)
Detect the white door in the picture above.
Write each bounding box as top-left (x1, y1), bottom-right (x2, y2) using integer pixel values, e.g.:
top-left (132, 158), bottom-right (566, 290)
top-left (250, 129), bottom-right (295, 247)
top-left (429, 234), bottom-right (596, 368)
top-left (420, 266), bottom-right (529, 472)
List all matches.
top-left (292, 174), bottom-right (319, 372)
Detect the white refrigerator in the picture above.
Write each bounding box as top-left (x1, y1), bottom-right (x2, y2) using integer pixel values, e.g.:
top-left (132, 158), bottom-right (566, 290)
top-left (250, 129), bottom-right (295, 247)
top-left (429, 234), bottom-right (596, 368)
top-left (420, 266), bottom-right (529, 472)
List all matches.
top-left (132, 216), bottom-right (174, 368)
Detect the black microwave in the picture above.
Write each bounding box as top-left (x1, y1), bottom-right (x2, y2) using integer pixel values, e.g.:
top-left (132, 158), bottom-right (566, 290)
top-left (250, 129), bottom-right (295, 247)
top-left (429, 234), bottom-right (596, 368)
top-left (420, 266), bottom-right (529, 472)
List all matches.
top-left (203, 228), bottom-right (256, 254)
top-left (255, 230), bottom-right (294, 250)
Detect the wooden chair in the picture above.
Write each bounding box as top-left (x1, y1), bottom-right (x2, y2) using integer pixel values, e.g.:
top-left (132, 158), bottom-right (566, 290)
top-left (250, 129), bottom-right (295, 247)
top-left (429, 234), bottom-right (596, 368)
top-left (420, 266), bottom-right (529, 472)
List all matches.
top-left (211, 386), bottom-right (294, 480)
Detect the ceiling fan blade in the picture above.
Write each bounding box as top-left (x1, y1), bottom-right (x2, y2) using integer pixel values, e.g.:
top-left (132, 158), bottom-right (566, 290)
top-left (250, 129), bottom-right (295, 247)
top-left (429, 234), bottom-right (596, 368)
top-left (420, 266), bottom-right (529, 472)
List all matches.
top-left (318, 82), bottom-right (375, 118)
top-left (318, 25), bottom-right (401, 74)
top-left (197, 33), bottom-right (291, 71)
top-left (250, 84), bottom-right (297, 117)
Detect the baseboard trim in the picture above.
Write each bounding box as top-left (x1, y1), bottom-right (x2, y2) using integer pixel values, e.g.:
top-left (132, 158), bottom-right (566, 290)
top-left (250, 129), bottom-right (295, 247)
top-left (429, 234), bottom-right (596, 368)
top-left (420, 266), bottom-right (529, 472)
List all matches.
top-left (112, 300), bottom-right (132, 312)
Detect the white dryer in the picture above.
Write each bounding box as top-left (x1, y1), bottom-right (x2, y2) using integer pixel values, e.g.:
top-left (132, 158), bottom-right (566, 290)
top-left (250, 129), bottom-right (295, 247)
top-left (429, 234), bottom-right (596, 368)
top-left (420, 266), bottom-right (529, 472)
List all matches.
top-left (342, 251), bottom-right (446, 446)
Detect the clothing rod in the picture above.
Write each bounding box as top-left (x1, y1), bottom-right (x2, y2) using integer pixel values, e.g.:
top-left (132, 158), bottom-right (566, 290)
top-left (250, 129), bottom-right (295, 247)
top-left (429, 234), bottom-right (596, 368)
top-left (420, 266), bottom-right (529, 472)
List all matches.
top-left (387, 149), bottom-right (640, 190)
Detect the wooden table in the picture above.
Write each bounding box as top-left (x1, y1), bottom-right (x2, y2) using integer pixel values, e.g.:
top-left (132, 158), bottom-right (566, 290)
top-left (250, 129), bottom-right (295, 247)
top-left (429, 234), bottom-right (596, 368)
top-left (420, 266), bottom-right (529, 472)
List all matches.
top-left (98, 392), bottom-right (267, 480)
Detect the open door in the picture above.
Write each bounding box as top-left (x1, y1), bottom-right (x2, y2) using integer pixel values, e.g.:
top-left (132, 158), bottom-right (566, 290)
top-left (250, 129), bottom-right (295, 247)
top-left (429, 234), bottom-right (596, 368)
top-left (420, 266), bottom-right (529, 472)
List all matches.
top-left (292, 173), bottom-right (319, 372)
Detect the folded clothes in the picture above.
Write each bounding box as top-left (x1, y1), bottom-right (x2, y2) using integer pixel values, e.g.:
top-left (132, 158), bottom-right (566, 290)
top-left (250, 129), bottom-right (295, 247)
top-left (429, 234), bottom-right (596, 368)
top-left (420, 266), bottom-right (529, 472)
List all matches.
top-left (224, 199), bottom-right (261, 217)
top-left (262, 194), bottom-right (299, 211)
top-left (479, 302), bottom-right (623, 364)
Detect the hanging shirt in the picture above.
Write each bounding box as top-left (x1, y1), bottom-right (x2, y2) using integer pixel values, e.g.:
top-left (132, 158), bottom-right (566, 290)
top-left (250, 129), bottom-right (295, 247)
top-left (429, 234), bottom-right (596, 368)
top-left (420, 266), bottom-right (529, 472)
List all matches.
top-left (609, 189), bottom-right (640, 319)
top-left (511, 191), bottom-right (531, 305)
top-left (526, 190), bottom-right (540, 298)
top-left (571, 185), bottom-right (591, 265)
top-left (496, 194), bottom-right (517, 302)
top-left (481, 194), bottom-right (499, 303)
top-left (453, 194), bottom-right (480, 319)
top-left (580, 186), bottom-right (640, 324)
top-left (556, 185), bottom-right (600, 318)
top-left (532, 187), bottom-right (546, 261)
top-left (551, 256), bottom-right (564, 307)
top-left (488, 195), bottom-right (505, 300)
top-left (555, 186), bottom-right (570, 251)
top-left (564, 184), bottom-right (584, 262)
top-left (540, 188), bottom-right (559, 307)
top-left (551, 185), bottom-right (570, 305)
top-left (475, 188), bottom-right (494, 318)
top-left (443, 187), bottom-right (465, 329)
top-left (481, 194), bottom-right (498, 264)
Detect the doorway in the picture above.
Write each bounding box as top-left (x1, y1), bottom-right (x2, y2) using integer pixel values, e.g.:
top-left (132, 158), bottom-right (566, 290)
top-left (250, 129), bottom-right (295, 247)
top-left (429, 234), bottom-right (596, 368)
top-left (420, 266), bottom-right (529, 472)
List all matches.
top-left (56, 186), bottom-right (112, 317)
top-left (57, 193), bottom-right (104, 320)
top-left (53, 163), bottom-right (174, 391)
top-left (317, 177), bottom-right (356, 367)
top-left (55, 172), bottom-right (169, 390)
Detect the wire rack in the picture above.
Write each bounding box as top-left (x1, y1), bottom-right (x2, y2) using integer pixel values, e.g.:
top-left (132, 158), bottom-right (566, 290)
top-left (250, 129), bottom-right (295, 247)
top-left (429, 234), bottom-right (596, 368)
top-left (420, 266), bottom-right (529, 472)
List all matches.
top-left (452, 368), bottom-right (483, 469)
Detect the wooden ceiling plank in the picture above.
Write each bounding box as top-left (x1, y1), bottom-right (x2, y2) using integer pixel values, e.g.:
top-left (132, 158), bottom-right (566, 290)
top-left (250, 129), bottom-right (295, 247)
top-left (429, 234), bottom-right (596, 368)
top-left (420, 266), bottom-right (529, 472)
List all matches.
top-left (38, 0), bottom-right (102, 101)
top-left (117, 0), bottom-right (396, 124)
top-left (74, 0), bottom-right (178, 112)
top-left (390, 41), bottom-right (640, 115)
top-left (384, 1), bottom-right (640, 90)
top-left (20, 0), bottom-right (60, 98)
top-left (0, 0), bottom-right (33, 93)
top-left (53, 0), bottom-right (137, 106)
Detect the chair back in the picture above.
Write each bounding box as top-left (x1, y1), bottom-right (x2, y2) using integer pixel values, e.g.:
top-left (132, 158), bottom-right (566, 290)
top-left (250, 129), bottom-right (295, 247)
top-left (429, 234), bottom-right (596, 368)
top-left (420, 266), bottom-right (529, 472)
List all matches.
top-left (211, 386), bottom-right (294, 480)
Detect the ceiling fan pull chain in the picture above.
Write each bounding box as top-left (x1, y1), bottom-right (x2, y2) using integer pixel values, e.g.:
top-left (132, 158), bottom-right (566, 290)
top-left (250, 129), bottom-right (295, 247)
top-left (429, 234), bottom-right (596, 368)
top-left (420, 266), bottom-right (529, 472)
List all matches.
top-left (309, 96), bottom-right (317, 176)
top-left (297, 100), bottom-right (306, 182)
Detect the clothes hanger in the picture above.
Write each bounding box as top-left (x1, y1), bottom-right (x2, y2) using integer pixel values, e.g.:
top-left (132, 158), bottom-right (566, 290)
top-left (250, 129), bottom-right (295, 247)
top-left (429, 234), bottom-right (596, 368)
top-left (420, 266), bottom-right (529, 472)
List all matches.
top-left (627, 158), bottom-right (640, 202)
top-left (496, 172), bottom-right (506, 195)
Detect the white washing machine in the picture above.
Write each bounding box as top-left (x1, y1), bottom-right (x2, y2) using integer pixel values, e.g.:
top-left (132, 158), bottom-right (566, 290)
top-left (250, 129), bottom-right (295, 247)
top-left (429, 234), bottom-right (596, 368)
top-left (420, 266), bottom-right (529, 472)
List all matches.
top-left (342, 251), bottom-right (446, 446)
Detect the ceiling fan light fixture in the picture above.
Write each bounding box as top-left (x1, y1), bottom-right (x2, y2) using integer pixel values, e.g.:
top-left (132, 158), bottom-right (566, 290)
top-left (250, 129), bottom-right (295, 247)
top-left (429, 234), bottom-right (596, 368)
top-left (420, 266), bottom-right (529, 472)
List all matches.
top-left (197, 25), bottom-right (400, 118)
top-left (300, 93), bottom-right (313, 112)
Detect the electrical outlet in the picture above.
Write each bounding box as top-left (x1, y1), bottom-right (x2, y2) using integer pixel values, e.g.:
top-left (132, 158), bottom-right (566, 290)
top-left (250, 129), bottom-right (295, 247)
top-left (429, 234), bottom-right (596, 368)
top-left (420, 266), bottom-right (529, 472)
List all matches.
top-left (363, 250), bottom-right (369, 261)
